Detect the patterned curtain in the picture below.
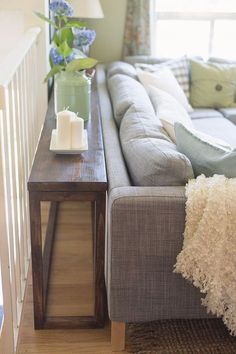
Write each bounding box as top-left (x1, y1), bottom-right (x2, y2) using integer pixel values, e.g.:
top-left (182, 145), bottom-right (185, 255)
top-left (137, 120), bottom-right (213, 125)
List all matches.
top-left (123, 0), bottom-right (151, 57)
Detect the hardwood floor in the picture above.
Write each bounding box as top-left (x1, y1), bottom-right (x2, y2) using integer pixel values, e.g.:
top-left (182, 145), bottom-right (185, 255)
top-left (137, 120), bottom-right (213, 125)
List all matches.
top-left (17, 202), bottom-right (131, 354)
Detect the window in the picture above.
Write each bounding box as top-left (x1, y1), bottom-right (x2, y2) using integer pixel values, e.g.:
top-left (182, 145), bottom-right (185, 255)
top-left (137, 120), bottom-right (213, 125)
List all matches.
top-left (152, 0), bottom-right (236, 59)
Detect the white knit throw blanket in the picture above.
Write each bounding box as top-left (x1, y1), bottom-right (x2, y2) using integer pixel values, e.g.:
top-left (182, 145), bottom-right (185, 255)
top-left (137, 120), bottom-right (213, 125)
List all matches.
top-left (174, 174), bottom-right (236, 335)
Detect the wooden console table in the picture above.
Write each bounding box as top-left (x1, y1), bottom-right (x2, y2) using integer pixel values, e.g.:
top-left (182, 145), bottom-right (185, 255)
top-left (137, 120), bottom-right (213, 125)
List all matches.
top-left (28, 82), bottom-right (107, 329)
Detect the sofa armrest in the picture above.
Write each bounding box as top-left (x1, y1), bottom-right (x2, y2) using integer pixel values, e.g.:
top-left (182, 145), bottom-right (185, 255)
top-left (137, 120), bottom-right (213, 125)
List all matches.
top-left (105, 186), bottom-right (201, 323)
top-left (109, 186), bottom-right (186, 204)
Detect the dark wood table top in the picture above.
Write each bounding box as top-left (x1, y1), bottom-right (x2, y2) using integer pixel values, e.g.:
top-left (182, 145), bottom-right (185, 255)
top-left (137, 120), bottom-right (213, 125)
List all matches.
top-left (28, 80), bottom-right (107, 192)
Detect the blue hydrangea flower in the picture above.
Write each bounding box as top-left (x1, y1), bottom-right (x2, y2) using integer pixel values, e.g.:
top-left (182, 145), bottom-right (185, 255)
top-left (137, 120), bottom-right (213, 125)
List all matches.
top-left (73, 29), bottom-right (96, 48)
top-left (49, 0), bottom-right (73, 17)
top-left (50, 47), bottom-right (64, 65)
top-left (50, 47), bottom-right (77, 65)
top-left (65, 50), bottom-right (77, 63)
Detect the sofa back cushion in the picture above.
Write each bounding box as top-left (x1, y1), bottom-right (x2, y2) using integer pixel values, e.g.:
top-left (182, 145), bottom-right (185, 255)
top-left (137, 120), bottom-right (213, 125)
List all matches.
top-left (149, 86), bottom-right (193, 143)
top-left (119, 104), bottom-right (194, 186)
top-left (125, 55), bottom-right (171, 65)
top-left (107, 61), bottom-right (137, 80)
top-left (208, 57), bottom-right (236, 65)
top-left (107, 74), bottom-right (155, 127)
top-left (96, 64), bottom-right (131, 191)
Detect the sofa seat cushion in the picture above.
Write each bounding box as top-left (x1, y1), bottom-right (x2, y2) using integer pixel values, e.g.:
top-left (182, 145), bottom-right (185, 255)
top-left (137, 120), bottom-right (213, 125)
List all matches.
top-left (119, 104), bottom-right (194, 186)
top-left (193, 117), bottom-right (236, 148)
top-left (218, 108), bottom-right (236, 125)
top-left (190, 109), bottom-right (223, 120)
top-left (108, 74), bottom-right (155, 127)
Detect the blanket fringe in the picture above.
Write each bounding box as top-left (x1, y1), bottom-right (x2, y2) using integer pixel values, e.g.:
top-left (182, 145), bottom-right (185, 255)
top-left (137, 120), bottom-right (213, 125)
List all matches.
top-left (174, 174), bottom-right (236, 335)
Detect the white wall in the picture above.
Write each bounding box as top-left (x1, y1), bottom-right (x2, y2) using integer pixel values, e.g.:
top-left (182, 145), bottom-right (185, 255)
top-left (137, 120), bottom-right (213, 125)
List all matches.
top-left (0, 0), bottom-right (49, 116)
top-left (0, 0), bottom-right (128, 97)
top-left (0, 10), bottom-right (24, 63)
top-left (88, 0), bottom-right (127, 62)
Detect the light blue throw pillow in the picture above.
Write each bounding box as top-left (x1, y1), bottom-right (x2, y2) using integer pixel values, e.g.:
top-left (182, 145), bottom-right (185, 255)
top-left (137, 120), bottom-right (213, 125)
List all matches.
top-left (174, 122), bottom-right (236, 178)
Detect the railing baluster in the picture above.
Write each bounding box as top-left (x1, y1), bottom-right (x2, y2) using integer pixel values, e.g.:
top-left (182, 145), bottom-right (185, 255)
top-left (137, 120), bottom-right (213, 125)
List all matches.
top-left (12, 73), bottom-right (26, 301)
top-left (1, 86), bottom-right (19, 337)
top-left (18, 63), bottom-right (30, 271)
top-left (0, 27), bottom-right (43, 351)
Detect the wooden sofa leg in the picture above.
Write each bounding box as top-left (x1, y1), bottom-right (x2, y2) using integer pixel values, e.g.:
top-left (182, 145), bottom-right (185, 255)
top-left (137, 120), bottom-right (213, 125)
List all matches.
top-left (111, 321), bottom-right (126, 352)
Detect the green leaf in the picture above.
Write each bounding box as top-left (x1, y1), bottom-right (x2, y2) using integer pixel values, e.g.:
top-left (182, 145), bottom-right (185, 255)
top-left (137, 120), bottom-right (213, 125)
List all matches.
top-left (67, 20), bottom-right (87, 27)
top-left (65, 20), bottom-right (87, 29)
top-left (62, 15), bottom-right (68, 24)
top-left (49, 54), bottom-right (53, 69)
top-left (57, 41), bottom-right (72, 57)
top-left (34, 11), bottom-right (57, 27)
top-left (60, 27), bottom-right (74, 47)
top-left (53, 32), bottom-right (60, 46)
top-left (44, 66), bottom-right (63, 82)
top-left (66, 58), bottom-right (98, 72)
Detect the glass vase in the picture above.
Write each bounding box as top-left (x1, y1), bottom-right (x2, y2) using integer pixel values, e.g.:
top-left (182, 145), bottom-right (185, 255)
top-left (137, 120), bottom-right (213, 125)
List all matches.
top-left (54, 70), bottom-right (91, 121)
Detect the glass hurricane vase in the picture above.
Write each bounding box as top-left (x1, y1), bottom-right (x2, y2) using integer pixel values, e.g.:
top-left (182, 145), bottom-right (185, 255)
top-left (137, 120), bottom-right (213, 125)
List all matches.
top-left (54, 70), bottom-right (91, 121)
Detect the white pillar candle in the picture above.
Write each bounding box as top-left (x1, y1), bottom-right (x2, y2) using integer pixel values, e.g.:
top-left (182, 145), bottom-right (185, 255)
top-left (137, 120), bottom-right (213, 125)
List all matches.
top-left (71, 117), bottom-right (84, 149)
top-left (56, 110), bottom-right (74, 149)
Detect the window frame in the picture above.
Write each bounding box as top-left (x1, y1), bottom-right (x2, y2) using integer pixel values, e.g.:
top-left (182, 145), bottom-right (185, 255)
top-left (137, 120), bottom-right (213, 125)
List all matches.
top-left (152, 4), bottom-right (236, 58)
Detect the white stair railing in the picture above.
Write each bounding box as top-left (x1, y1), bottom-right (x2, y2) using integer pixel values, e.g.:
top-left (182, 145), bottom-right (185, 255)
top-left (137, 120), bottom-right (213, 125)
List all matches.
top-left (0, 26), bottom-right (44, 352)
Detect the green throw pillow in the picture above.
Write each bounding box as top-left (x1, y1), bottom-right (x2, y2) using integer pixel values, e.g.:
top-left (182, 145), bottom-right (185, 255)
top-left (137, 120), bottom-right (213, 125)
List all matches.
top-left (190, 59), bottom-right (236, 108)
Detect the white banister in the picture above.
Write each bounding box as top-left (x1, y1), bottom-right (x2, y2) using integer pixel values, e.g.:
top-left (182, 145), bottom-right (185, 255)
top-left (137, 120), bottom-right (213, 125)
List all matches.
top-left (0, 27), bottom-right (41, 99)
top-left (0, 26), bottom-right (43, 352)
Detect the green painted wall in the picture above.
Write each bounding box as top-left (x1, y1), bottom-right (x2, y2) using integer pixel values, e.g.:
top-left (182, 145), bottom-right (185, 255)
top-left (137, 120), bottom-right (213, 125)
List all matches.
top-left (88, 0), bottom-right (127, 63)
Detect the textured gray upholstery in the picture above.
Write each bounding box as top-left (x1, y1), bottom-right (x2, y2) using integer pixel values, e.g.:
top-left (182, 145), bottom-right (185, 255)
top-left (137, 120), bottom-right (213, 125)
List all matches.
top-left (124, 55), bottom-right (171, 65)
top-left (107, 74), bottom-right (154, 127)
top-left (120, 104), bottom-right (194, 186)
top-left (107, 187), bottom-right (211, 321)
top-left (190, 108), bottom-right (223, 120)
top-left (107, 61), bottom-right (137, 80)
top-left (208, 57), bottom-right (236, 64)
top-left (193, 117), bottom-right (236, 148)
top-left (96, 65), bottom-right (131, 191)
top-left (96, 62), bottom-right (236, 324)
top-left (125, 56), bottom-right (203, 66)
top-left (218, 108), bottom-right (236, 125)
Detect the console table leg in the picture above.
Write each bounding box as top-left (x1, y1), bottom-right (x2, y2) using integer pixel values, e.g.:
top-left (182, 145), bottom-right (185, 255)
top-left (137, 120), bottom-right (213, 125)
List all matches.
top-left (29, 193), bottom-right (44, 329)
top-left (43, 202), bottom-right (58, 302)
top-left (94, 192), bottom-right (106, 326)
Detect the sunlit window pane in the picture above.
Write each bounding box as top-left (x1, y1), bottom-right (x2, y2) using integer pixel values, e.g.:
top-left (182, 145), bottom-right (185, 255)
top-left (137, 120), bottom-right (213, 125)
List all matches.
top-left (212, 20), bottom-right (236, 59)
top-left (153, 20), bottom-right (210, 58)
top-left (156, 0), bottom-right (236, 13)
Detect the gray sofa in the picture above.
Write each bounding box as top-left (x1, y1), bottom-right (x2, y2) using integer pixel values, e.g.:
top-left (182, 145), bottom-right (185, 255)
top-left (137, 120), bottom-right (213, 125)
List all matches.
top-left (96, 57), bottom-right (236, 350)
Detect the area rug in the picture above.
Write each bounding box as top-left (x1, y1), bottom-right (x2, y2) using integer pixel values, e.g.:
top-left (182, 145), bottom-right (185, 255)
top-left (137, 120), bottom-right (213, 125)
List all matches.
top-left (127, 319), bottom-right (236, 353)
